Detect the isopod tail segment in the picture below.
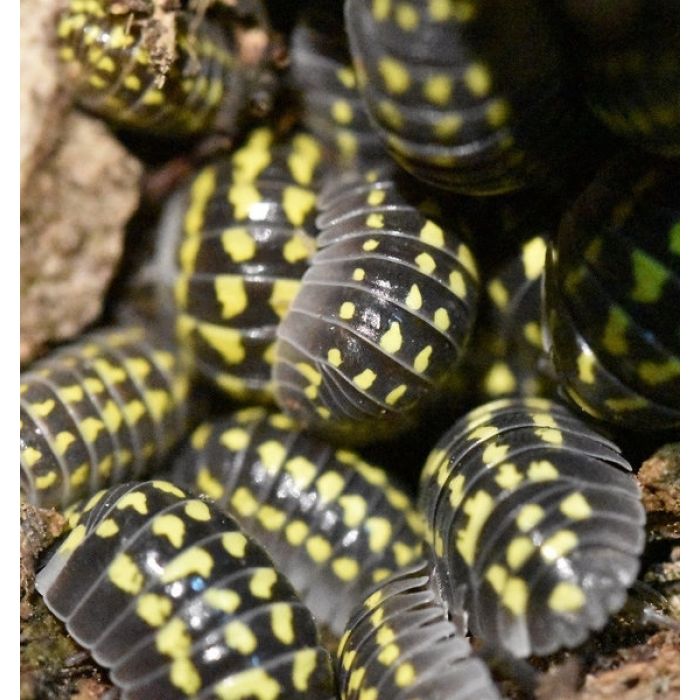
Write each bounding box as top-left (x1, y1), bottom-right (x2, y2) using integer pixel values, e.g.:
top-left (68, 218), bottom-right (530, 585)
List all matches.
top-left (542, 151), bottom-right (679, 431)
top-left (337, 560), bottom-right (503, 700)
top-left (35, 480), bottom-right (337, 699)
top-left (272, 166), bottom-right (481, 445)
top-left (55, 0), bottom-right (282, 137)
top-left (20, 326), bottom-right (192, 510)
top-left (418, 397), bottom-right (646, 658)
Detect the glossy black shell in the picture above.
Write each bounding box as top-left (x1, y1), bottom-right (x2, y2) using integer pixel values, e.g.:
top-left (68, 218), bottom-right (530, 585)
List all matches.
top-left (20, 326), bottom-right (190, 509)
top-left (344, 0), bottom-right (588, 195)
top-left (338, 560), bottom-right (501, 700)
top-left (56, 0), bottom-right (272, 136)
top-left (36, 481), bottom-right (336, 699)
top-left (418, 397), bottom-right (646, 657)
top-left (273, 167), bottom-right (480, 444)
top-left (170, 127), bottom-right (325, 402)
top-left (542, 152), bottom-right (679, 430)
top-left (169, 407), bottom-right (424, 636)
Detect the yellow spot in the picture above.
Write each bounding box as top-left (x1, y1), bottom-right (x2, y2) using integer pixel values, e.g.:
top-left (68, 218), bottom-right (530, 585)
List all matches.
top-left (269, 278), bottom-right (300, 318)
top-left (522, 237), bottom-right (546, 279)
top-left (156, 618), bottom-right (190, 658)
top-left (536, 427), bottom-right (563, 445)
top-left (292, 649), bottom-right (317, 691)
top-left (184, 500), bottom-right (211, 521)
top-left (432, 307), bottom-right (450, 331)
top-left (420, 221), bottom-right (445, 249)
top-left (395, 662), bottom-right (415, 687)
top-left (373, 0), bottom-right (391, 20)
top-left (378, 56), bottom-right (411, 94)
top-left (161, 547), bottom-right (214, 583)
top-left (59, 524), bottom-right (86, 553)
top-left (548, 582), bottom-right (586, 613)
top-left (268, 413), bottom-right (294, 429)
top-left (195, 468), bottom-right (223, 499)
top-left (142, 88), bottom-right (164, 106)
top-left (336, 66), bottom-right (356, 89)
top-left (282, 186), bottom-right (316, 227)
top-left (385, 384), bottom-right (407, 405)
top-left (250, 568), bottom-right (277, 598)
top-left (231, 487), bottom-right (257, 517)
top-left (257, 440), bottom-right (285, 474)
top-left (488, 279), bottom-right (509, 309)
top-left (338, 494), bottom-right (367, 527)
top-left (523, 321), bottom-right (542, 348)
top-left (88, 74), bottom-right (107, 89)
top-left (296, 363), bottom-right (321, 386)
top-left (306, 535), bottom-right (333, 563)
top-left (32, 399), bottom-right (55, 417)
top-left (423, 74), bottom-right (452, 105)
top-left (258, 505), bottom-right (286, 531)
top-left (434, 113), bottom-right (463, 139)
top-left (215, 668), bottom-right (281, 700)
top-left (428, 0), bottom-right (451, 20)
top-left (231, 128), bottom-right (272, 181)
top-left (527, 460), bottom-right (559, 481)
top-left (506, 537), bottom-right (535, 570)
top-left (271, 603), bottom-right (295, 644)
top-left (503, 577), bottom-right (529, 616)
top-left (68, 463), bottom-right (89, 488)
top-left (352, 268), bottom-right (366, 283)
top-left (605, 396), bottom-right (649, 412)
top-left (96, 518), bottom-right (119, 538)
top-left (366, 517), bottom-right (392, 552)
top-left (393, 541), bottom-right (416, 566)
top-left (124, 74), bottom-right (141, 91)
top-left (413, 345), bottom-right (432, 373)
top-left (559, 492), bottom-right (592, 521)
top-left (108, 553), bottom-right (143, 594)
top-left (101, 401), bottom-right (122, 433)
top-left (22, 447), bottom-right (43, 468)
top-left (137, 593), bottom-right (172, 626)
top-left (170, 657), bottom-right (201, 696)
top-left (515, 504), bottom-right (545, 533)
top-left (415, 252), bottom-right (436, 274)
top-left (198, 323), bottom-right (245, 365)
top-left (283, 232), bottom-right (315, 263)
top-left (317, 470), bottom-right (345, 502)
top-left (331, 99), bottom-right (353, 124)
top-left (464, 62), bottom-right (491, 97)
top-left (449, 269), bottom-right (467, 297)
top-left (215, 276), bottom-right (248, 319)
top-left (323, 348), bottom-right (342, 369)
top-left (59, 385), bottom-right (83, 403)
top-left (285, 520), bottom-right (309, 545)
top-left (219, 428), bottom-right (249, 453)
top-left (495, 462), bottom-right (522, 490)
top-left (638, 359), bottom-right (680, 385)
top-left (153, 481), bottom-right (185, 497)
top-left (221, 532), bottom-right (247, 558)
top-left (288, 133), bottom-right (322, 186)
top-left (221, 227), bottom-right (256, 263)
top-left (117, 491), bottom-right (148, 514)
top-left (395, 2), bottom-right (419, 29)
top-left (541, 530), bottom-right (578, 562)
top-left (405, 283), bottom-right (422, 310)
top-left (630, 250), bottom-right (668, 303)
top-left (456, 490), bottom-right (494, 565)
top-left (486, 99), bottom-right (510, 127)
top-left (204, 588), bottom-right (241, 613)
top-left (484, 362), bottom-right (517, 396)
top-left (378, 99), bottom-right (404, 129)
top-left (124, 400), bottom-right (145, 426)
top-left (577, 352), bottom-right (596, 384)
top-left (152, 514), bottom-right (185, 548)
top-left (601, 307), bottom-right (629, 355)
top-left (228, 182), bottom-right (262, 220)
top-left (380, 322), bottom-right (403, 353)
top-left (354, 368), bottom-right (377, 389)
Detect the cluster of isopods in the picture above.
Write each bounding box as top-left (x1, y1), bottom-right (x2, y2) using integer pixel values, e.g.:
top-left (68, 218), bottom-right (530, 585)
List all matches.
top-left (22, 0), bottom-right (678, 698)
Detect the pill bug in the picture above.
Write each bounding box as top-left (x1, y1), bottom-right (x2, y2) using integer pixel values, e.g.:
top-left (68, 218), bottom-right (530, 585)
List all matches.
top-left (289, 7), bottom-right (385, 167)
top-left (272, 167), bottom-right (480, 444)
top-left (20, 326), bottom-right (191, 510)
top-left (344, 0), bottom-right (589, 195)
top-left (169, 407), bottom-right (424, 636)
top-left (418, 397), bottom-right (646, 658)
top-left (36, 480), bottom-right (336, 699)
top-left (561, 0), bottom-right (679, 157)
top-left (542, 152), bottom-right (679, 430)
top-left (55, 0), bottom-right (277, 137)
top-left (337, 560), bottom-right (501, 700)
top-left (468, 235), bottom-right (555, 402)
top-left (168, 126), bottom-right (325, 402)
